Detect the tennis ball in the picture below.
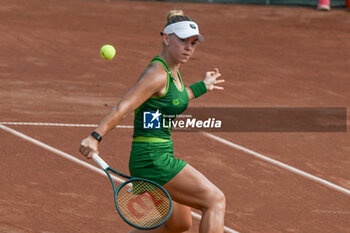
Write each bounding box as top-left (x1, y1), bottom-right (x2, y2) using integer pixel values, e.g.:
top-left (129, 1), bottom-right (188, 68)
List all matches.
top-left (100, 44), bottom-right (116, 60)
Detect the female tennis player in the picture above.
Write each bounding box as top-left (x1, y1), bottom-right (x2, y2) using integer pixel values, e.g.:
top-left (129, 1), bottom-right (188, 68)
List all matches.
top-left (79, 10), bottom-right (226, 233)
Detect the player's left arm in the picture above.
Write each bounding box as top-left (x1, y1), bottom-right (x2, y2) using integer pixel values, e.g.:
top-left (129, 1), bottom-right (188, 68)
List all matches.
top-left (186, 68), bottom-right (225, 101)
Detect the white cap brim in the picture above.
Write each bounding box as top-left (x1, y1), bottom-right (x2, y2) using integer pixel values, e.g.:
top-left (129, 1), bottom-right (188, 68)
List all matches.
top-left (164, 21), bottom-right (204, 43)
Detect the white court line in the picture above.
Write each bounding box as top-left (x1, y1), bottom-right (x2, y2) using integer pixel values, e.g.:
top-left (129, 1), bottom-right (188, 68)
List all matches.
top-left (0, 124), bottom-right (125, 183)
top-left (201, 132), bottom-right (350, 196)
top-left (0, 124), bottom-right (238, 233)
top-left (2, 122), bottom-right (349, 197)
top-left (0, 122), bottom-right (133, 128)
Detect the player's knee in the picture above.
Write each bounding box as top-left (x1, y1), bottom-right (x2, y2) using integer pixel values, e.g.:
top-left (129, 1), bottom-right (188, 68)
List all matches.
top-left (175, 219), bottom-right (192, 232)
top-left (164, 208), bottom-right (192, 232)
top-left (205, 187), bottom-right (226, 211)
top-left (165, 217), bottom-right (192, 232)
top-left (215, 189), bottom-right (226, 211)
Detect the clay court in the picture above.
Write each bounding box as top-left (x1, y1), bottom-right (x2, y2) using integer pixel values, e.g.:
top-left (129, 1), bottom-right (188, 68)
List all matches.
top-left (1, 0), bottom-right (349, 232)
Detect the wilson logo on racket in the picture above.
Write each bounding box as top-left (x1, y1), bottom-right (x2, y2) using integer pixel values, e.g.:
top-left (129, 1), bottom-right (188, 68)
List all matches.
top-left (127, 191), bottom-right (164, 219)
top-left (143, 110), bottom-right (161, 129)
top-left (92, 153), bottom-right (173, 229)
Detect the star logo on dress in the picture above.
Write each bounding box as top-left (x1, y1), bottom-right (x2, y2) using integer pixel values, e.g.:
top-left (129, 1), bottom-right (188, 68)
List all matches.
top-left (143, 110), bottom-right (161, 129)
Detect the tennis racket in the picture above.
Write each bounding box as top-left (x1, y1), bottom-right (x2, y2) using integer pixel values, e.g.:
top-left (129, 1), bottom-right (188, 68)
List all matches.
top-left (92, 153), bottom-right (173, 230)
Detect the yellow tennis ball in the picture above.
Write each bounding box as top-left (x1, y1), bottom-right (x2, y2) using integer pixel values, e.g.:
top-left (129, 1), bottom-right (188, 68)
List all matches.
top-left (100, 44), bottom-right (116, 60)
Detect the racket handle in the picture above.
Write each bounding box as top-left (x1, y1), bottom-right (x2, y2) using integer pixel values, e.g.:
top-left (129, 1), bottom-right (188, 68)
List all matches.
top-left (92, 153), bottom-right (109, 170)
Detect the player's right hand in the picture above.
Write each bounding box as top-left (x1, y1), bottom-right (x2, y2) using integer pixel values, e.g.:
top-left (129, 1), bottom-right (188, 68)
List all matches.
top-left (79, 136), bottom-right (99, 159)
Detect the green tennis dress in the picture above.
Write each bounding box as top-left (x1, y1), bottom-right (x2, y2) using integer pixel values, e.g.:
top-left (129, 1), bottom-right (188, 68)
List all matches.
top-left (129, 56), bottom-right (189, 186)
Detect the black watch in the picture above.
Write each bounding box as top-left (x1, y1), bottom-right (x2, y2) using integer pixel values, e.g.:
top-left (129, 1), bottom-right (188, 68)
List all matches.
top-left (91, 131), bottom-right (102, 143)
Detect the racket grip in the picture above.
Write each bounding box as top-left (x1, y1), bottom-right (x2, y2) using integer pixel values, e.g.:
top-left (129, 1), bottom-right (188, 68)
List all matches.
top-left (92, 153), bottom-right (109, 170)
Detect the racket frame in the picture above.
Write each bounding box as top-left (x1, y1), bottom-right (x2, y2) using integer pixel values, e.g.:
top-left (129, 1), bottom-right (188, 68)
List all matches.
top-left (93, 153), bottom-right (173, 230)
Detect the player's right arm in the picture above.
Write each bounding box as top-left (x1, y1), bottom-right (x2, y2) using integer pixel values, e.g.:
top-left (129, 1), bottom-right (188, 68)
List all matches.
top-left (79, 63), bottom-right (167, 158)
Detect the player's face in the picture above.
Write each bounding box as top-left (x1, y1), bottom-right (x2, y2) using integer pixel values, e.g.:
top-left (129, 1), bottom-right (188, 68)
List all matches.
top-left (168, 34), bottom-right (198, 64)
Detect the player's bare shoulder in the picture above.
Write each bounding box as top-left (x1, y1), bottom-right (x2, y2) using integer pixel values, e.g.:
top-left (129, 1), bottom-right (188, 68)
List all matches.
top-left (136, 62), bottom-right (168, 95)
top-left (142, 62), bottom-right (167, 83)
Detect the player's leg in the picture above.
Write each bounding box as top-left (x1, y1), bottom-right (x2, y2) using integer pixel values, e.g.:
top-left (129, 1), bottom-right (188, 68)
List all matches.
top-left (128, 201), bottom-right (192, 233)
top-left (163, 164), bottom-right (226, 233)
top-left (164, 201), bottom-right (192, 232)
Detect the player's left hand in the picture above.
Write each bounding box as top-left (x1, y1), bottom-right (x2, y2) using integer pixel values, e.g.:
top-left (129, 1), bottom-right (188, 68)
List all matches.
top-left (203, 68), bottom-right (225, 91)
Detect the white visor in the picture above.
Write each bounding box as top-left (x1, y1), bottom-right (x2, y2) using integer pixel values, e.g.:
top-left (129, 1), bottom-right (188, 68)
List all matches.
top-left (163, 21), bottom-right (204, 42)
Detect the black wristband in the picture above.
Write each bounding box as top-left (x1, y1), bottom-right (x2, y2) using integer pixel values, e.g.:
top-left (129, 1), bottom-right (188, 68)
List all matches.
top-left (91, 131), bottom-right (102, 143)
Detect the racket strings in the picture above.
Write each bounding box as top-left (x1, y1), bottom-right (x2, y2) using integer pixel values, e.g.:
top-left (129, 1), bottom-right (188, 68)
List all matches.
top-left (117, 180), bottom-right (171, 227)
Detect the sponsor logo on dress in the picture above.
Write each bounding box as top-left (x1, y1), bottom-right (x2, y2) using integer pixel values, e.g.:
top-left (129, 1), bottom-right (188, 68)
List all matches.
top-left (172, 99), bottom-right (180, 106)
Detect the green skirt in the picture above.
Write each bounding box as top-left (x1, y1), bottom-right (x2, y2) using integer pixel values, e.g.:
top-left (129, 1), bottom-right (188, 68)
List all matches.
top-left (129, 140), bottom-right (187, 186)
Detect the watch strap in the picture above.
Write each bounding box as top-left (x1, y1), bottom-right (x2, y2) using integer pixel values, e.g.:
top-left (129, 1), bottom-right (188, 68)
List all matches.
top-left (91, 131), bottom-right (102, 143)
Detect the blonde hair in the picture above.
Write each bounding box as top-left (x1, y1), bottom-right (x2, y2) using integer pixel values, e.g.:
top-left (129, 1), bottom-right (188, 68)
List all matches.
top-left (166, 9), bottom-right (184, 22)
top-left (165, 9), bottom-right (193, 27)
